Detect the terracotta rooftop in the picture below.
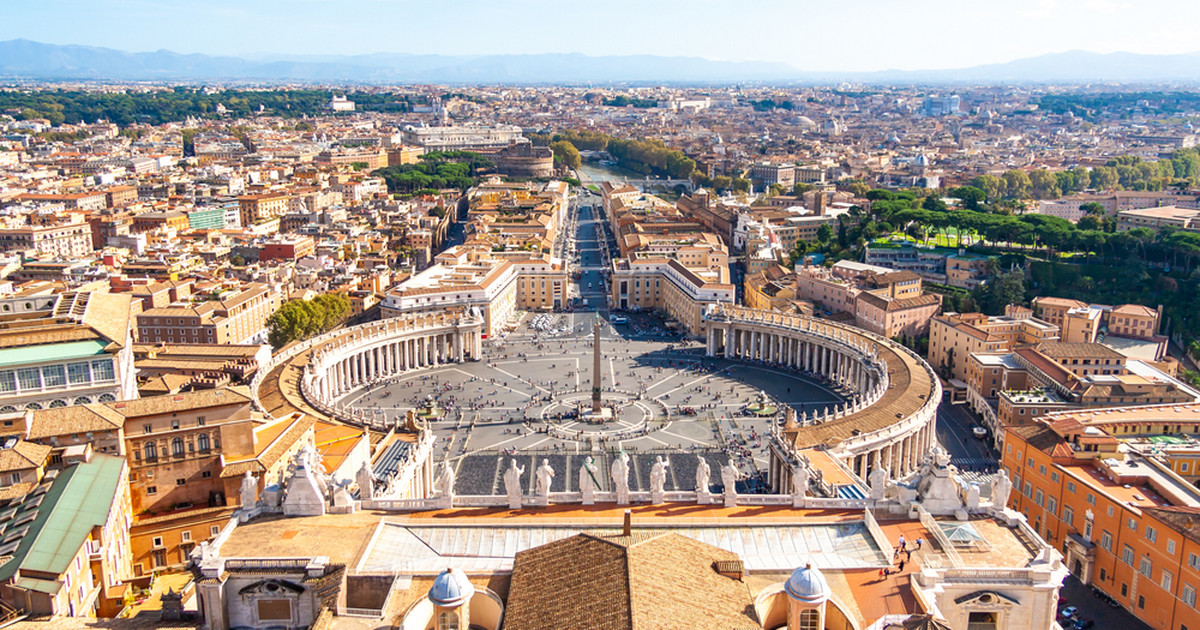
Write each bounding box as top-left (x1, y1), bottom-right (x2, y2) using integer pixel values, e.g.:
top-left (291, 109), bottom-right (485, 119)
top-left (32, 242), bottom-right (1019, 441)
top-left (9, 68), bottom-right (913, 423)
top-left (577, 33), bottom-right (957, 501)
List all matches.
top-left (504, 531), bottom-right (760, 630)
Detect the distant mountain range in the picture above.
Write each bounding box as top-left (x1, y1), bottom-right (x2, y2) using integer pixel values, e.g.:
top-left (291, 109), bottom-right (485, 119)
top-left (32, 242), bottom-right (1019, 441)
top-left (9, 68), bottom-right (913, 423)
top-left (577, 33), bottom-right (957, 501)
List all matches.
top-left (2, 39), bottom-right (1200, 84)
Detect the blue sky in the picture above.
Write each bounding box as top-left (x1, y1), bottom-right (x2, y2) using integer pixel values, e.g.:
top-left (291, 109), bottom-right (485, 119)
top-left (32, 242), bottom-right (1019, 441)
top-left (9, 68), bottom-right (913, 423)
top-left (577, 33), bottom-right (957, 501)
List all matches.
top-left (4, 0), bottom-right (1198, 71)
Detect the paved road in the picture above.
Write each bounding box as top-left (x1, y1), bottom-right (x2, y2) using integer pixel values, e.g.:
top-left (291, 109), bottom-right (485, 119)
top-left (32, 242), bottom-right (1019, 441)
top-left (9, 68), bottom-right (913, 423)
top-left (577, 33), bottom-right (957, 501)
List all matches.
top-left (1059, 575), bottom-right (1152, 630)
top-left (936, 403), bottom-right (1000, 472)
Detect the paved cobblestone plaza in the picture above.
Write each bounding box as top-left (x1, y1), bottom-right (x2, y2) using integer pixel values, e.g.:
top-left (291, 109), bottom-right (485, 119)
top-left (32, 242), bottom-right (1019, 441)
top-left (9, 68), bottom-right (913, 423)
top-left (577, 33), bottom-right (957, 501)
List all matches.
top-left (339, 311), bottom-right (847, 495)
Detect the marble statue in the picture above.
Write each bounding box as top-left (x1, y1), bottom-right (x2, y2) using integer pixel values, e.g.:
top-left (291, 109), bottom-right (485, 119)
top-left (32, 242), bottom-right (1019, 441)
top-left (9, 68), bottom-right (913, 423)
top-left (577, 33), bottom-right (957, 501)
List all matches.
top-left (579, 456), bottom-right (598, 504)
top-left (695, 456), bottom-right (711, 494)
top-left (966, 483), bottom-right (981, 510)
top-left (611, 450), bottom-right (630, 504)
top-left (199, 541), bottom-right (215, 564)
top-left (721, 459), bottom-right (739, 507)
top-left (356, 461), bottom-right (375, 501)
top-left (991, 469), bottom-right (1013, 509)
top-left (649, 455), bottom-right (670, 503)
top-left (239, 471), bottom-right (257, 509)
top-left (282, 448), bottom-right (327, 517)
top-left (504, 459), bottom-right (525, 509)
top-left (439, 461), bottom-right (456, 500)
top-left (792, 464), bottom-right (810, 502)
top-left (869, 464), bottom-right (889, 501)
top-left (535, 458), bottom-right (555, 497)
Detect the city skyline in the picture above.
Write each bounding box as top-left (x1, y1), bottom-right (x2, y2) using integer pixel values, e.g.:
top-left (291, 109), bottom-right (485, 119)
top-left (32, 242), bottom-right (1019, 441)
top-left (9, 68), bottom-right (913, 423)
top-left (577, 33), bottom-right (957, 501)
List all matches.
top-left (6, 0), bottom-right (1200, 73)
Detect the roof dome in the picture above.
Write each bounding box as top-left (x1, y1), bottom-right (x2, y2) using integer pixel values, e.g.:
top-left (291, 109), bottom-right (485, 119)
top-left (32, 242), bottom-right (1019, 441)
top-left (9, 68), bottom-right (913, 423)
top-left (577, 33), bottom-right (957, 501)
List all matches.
top-left (785, 563), bottom-right (830, 605)
top-left (429, 568), bottom-right (475, 608)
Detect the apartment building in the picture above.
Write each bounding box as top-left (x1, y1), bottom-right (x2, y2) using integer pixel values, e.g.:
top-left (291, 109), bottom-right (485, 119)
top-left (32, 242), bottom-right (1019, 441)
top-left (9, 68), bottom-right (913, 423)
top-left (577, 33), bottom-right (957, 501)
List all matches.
top-left (749, 162), bottom-right (795, 188)
top-left (0, 452), bottom-right (131, 618)
top-left (1118, 206), bottom-right (1200, 232)
top-left (928, 306), bottom-right (1061, 381)
top-left (1003, 410), bottom-right (1200, 629)
top-left (864, 241), bottom-right (992, 289)
top-left (794, 262), bottom-right (942, 338)
top-left (117, 387), bottom-right (314, 573)
top-left (237, 193), bottom-right (290, 228)
top-left (611, 254), bottom-right (735, 336)
top-left (0, 292), bottom-right (137, 414)
top-left (136, 282), bottom-right (280, 346)
top-left (400, 124), bottom-right (525, 151)
top-left (382, 246), bottom-right (518, 337)
top-left (0, 213), bottom-right (93, 260)
top-left (1033, 297), bottom-right (1163, 342)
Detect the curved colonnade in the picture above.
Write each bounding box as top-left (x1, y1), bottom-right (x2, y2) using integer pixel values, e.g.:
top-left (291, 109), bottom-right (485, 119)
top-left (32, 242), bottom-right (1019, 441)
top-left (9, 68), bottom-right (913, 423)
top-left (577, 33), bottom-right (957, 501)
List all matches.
top-left (703, 304), bottom-right (941, 488)
top-left (299, 310), bottom-right (485, 424)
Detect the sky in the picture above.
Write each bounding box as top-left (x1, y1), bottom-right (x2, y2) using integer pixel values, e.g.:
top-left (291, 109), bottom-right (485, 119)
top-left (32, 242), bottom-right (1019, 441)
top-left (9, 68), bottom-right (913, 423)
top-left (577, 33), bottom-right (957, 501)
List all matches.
top-left (4, 0), bottom-right (1200, 72)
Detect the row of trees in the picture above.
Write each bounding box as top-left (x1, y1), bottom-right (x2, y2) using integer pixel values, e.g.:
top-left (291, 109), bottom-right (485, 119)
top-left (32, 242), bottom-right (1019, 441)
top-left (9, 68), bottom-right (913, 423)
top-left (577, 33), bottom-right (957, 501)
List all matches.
top-left (2, 88), bottom-right (436, 127)
top-left (373, 152), bottom-right (492, 194)
top-left (266, 294), bottom-right (351, 348)
top-left (961, 151), bottom-right (1200, 202)
top-left (1038, 91), bottom-right (1200, 120)
top-left (527, 130), bottom-right (696, 179)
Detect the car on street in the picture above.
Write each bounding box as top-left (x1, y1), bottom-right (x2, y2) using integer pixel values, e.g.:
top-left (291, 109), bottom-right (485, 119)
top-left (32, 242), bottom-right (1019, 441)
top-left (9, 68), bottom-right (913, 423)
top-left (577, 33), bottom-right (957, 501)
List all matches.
top-left (610, 315), bottom-right (628, 325)
top-left (972, 425), bottom-right (988, 439)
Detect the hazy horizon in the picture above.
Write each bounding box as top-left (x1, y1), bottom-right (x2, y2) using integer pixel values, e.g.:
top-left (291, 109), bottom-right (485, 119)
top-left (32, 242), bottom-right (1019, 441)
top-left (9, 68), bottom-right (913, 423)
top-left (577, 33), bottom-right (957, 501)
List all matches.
top-left (5, 0), bottom-right (1199, 73)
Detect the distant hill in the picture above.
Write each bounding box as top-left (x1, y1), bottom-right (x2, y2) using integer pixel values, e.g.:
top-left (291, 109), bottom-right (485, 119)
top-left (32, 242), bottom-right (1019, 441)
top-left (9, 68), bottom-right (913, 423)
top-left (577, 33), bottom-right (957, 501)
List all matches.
top-left (0, 40), bottom-right (797, 84)
top-left (2, 39), bottom-right (1200, 84)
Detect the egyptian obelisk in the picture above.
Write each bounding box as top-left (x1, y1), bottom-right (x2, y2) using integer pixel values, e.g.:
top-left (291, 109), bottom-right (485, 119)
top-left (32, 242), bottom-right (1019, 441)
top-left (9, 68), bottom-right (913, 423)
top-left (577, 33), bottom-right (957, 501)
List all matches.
top-left (592, 316), bottom-right (603, 413)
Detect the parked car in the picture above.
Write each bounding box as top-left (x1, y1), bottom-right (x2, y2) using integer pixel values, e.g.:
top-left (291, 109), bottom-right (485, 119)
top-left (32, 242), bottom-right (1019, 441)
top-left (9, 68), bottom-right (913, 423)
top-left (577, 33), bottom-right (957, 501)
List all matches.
top-left (1072, 618), bottom-right (1094, 629)
top-left (1059, 606), bottom-right (1078, 620)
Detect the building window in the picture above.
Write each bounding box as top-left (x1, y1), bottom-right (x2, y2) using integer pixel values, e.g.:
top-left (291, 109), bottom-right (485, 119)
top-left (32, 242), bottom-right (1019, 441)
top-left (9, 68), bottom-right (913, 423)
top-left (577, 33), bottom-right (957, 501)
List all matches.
top-left (437, 611), bottom-right (459, 630)
top-left (176, 478), bottom-right (186, 486)
top-left (797, 609), bottom-right (820, 630)
top-left (91, 359), bottom-right (114, 381)
top-left (966, 611), bottom-right (998, 630)
top-left (256, 599), bottom-right (292, 622)
top-left (1129, 518), bottom-right (1138, 532)
top-left (1169, 540), bottom-right (1177, 555)
top-left (210, 526), bottom-right (220, 536)
top-left (1141, 556), bottom-right (1153, 577)
top-left (1147, 526), bottom-right (1157, 543)
top-left (1100, 531), bottom-right (1112, 552)
top-left (1123, 545), bottom-right (1135, 566)
top-left (1164, 570), bottom-right (1174, 591)
top-left (144, 442), bottom-right (157, 461)
top-left (1184, 585), bottom-right (1197, 608)
top-left (16, 367), bottom-right (40, 390)
top-left (198, 433), bottom-right (210, 453)
top-left (1063, 506), bottom-right (1073, 527)
top-left (67, 362), bottom-right (90, 384)
top-left (171, 438), bottom-right (184, 456)
top-left (41, 365), bottom-right (65, 388)
top-left (143, 424), bottom-right (152, 434)
top-left (146, 486), bottom-right (157, 495)
top-left (1068, 482), bottom-right (1077, 493)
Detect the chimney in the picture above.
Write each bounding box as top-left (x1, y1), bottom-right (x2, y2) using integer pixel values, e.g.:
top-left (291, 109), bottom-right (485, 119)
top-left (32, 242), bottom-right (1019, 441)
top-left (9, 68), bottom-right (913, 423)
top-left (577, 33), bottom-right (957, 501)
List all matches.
top-left (623, 509), bottom-right (632, 536)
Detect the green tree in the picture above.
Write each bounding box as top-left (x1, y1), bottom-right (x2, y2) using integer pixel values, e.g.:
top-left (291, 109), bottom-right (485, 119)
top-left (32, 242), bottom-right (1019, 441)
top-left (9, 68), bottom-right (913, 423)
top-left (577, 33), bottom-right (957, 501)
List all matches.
top-left (1002, 170), bottom-right (1032, 199)
top-left (816, 224), bottom-right (834, 244)
top-left (951, 186), bottom-right (986, 210)
top-left (266, 294), bottom-right (351, 348)
top-left (549, 140), bottom-right (582, 170)
top-left (973, 269), bottom-right (1026, 315)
